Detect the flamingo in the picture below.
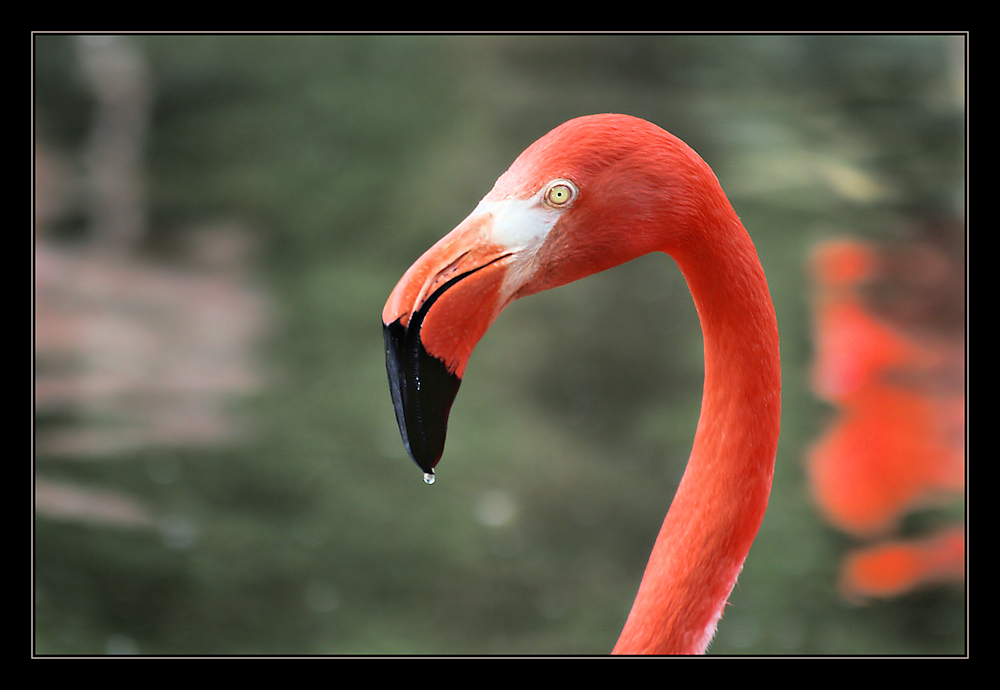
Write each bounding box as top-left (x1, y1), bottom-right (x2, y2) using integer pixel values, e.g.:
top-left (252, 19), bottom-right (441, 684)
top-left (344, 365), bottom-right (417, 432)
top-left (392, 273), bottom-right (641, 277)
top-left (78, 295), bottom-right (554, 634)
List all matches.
top-left (382, 114), bottom-right (781, 655)
top-left (838, 525), bottom-right (966, 602)
top-left (805, 236), bottom-right (965, 599)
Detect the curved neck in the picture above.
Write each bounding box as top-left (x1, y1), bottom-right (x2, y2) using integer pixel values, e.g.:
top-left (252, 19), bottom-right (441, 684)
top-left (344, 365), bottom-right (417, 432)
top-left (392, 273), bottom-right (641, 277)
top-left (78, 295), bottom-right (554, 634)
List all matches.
top-left (613, 208), bottom-right (781, 655)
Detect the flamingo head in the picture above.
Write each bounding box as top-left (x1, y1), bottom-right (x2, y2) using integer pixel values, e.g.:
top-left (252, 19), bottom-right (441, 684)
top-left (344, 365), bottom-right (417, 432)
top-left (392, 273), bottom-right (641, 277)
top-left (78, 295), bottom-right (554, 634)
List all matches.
top-left (382, 114), bottom-right (719, 475)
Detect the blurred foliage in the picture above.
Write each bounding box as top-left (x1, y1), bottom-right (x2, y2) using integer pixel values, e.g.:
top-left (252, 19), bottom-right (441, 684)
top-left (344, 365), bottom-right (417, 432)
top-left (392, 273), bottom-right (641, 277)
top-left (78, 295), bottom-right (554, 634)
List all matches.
top-left (33, 33), bottom-right (965, 655)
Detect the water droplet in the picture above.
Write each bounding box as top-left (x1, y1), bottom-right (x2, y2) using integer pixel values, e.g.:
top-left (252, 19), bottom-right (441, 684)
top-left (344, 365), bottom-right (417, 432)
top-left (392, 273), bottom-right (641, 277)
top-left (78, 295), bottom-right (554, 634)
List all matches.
top-left (423, 472), bottom-right (436, 485)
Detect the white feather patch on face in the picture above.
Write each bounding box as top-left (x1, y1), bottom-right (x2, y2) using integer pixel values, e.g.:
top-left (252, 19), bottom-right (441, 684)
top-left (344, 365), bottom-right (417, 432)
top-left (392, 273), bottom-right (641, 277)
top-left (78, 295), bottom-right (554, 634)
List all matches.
top-left (473, 179), bottom-right (576, 253)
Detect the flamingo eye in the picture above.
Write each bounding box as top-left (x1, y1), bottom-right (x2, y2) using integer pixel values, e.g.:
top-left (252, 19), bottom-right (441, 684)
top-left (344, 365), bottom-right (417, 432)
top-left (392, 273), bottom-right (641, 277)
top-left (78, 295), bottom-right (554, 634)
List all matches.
top-left (543, 179), bottom-right (577, 208)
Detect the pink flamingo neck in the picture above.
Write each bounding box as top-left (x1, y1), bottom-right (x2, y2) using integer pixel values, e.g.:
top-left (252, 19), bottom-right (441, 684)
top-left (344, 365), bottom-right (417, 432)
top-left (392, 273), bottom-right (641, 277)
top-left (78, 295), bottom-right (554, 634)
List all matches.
top-left (613, 205), bottom-right (781, 655)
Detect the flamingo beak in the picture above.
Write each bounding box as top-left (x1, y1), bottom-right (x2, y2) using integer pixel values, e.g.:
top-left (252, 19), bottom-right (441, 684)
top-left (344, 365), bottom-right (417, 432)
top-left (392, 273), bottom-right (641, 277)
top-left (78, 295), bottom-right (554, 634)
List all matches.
top-left (382, 211), bottom-right (517, 475)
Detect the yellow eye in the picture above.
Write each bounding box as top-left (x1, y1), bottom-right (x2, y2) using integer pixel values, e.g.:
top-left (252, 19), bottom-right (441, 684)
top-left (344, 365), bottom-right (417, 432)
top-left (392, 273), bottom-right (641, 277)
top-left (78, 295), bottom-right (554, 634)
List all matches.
top-left (543, 179), bottom-right (577, 208)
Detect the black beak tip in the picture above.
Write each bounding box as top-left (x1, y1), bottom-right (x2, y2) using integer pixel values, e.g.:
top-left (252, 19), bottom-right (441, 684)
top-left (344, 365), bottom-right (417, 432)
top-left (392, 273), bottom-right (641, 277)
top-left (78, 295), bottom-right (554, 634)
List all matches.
top-left (383, 318), bottom-right (462, 476)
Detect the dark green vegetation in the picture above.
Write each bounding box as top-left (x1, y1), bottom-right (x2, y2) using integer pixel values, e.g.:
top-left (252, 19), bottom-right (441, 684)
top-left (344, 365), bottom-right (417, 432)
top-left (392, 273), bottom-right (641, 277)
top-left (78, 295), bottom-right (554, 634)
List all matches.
top-left (34, 34), bottom-right (965, 655)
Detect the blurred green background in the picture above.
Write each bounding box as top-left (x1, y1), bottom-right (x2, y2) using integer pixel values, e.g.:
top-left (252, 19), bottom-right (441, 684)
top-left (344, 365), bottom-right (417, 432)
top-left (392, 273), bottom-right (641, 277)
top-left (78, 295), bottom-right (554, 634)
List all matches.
top-left (33, 33), bottom-right (965, 655)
